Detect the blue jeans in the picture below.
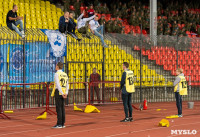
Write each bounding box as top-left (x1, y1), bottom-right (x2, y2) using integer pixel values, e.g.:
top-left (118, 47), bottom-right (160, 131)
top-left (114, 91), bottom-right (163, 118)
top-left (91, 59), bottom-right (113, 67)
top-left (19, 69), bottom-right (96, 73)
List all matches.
top-left (12, 20), bottom-right (24, 36)
top-left (94, 25), bottom-right (106, 46)
top-left (175, 92), bottom-right (182, 115)
top-left (122, 93), bottom-right (132, 118)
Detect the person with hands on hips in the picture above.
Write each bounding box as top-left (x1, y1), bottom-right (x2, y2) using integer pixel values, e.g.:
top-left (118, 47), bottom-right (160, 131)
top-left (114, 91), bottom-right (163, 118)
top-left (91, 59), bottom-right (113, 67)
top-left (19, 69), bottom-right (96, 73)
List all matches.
top-left (51, 62), bottom-right (69, 129)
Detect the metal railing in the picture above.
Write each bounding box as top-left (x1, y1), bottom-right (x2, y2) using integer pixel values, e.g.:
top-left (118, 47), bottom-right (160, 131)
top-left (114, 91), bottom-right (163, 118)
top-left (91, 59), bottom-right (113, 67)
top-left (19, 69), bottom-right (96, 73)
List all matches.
top-left (0, 26), bottom-right (200, 105)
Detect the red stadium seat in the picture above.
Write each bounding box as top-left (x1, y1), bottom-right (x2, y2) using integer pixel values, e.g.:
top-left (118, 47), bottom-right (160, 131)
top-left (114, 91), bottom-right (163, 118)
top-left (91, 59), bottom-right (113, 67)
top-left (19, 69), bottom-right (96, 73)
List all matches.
top-left (142, 30), bottom-right (147, 35)
top-left (70, 5), bottom-right (75, 10)
top-left (80, 6), bottom-right (85, 11)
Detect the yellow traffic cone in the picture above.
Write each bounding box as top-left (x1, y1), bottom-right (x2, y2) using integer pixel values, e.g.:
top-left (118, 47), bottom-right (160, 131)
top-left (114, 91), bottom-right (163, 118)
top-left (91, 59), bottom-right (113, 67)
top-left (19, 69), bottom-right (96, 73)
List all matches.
top-left (36, 112), bottom-right (47, 120)
top-left (166, 115), bottom-right (179, 119)
top-left (74, 103), bottom-right (83, 112)
top-left (4, 110), bottom-right (14, 113)
top-left (158, 119), bottom-right (169, 127)
top-left (84, 105), bottom-right (100, 113)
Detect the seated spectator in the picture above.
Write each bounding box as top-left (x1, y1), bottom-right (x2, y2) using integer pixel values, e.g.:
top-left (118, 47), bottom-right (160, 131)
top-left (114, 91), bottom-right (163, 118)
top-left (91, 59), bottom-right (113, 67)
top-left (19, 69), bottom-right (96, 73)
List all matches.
top-left (68, 11), bottom-right (81, 41)
top-left (77, 10), bottom-right (96, 39)
top-left (112, 20), bottom-right (121, 33)
top-left (105, 20), bottom-right (113, 33)
top-left (74, 0), bottom-right (81, 17)
top-left (89, 16), bottom-right (108, 47)
top-left (88, 4), bottom-right (95, 17)
top-left (99, 14), bottom-right (106, 25)
top-left (100, 3), bottom-right (109, 14)
top-left (6, 5), bottom-right (25, 38)
top-left (59, 11), bottom-right (70, 34)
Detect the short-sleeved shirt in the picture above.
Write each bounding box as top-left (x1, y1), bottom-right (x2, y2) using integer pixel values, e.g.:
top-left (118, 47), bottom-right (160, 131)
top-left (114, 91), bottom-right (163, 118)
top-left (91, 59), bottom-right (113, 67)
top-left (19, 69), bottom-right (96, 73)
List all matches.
top-left (6, 10), bottom-right (17, 24)
top-left (6, 10), bottom-right (17, 30)
top-left (89, 20), bottom-right (99, 31)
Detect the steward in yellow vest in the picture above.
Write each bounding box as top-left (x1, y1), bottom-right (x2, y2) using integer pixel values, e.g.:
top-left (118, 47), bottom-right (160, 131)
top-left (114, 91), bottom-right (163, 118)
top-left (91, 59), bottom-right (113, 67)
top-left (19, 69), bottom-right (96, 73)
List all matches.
top-left (120, 62), bottom-right (134, 122)
top-left (51, 70), bottom-right (69, 97)
top-left (173, 68), bottom-right (187, 117)
top-left (51, 62), bottom-right (69, 129)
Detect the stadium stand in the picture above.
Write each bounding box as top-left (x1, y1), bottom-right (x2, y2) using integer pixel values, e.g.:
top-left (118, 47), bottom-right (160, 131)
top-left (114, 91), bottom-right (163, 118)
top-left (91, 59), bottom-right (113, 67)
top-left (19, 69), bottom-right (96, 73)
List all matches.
top-left (0, 0), bottom-right (174, 88)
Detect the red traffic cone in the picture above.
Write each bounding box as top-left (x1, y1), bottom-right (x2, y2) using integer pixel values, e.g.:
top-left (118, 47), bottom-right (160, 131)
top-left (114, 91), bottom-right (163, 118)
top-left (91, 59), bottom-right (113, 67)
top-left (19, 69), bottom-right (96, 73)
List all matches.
top-left (143, 99), bottom-right (147, 110)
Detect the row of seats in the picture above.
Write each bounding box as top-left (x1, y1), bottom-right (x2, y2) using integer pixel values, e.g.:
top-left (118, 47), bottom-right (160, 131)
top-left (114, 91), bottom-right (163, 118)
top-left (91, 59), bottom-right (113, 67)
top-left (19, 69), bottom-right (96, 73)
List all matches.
top-left (139, 45), bottom-right (200, 85)
top-left (0, 0), bottom-right (63, 29)
top-left (0, 0), bottom-right (172, 87)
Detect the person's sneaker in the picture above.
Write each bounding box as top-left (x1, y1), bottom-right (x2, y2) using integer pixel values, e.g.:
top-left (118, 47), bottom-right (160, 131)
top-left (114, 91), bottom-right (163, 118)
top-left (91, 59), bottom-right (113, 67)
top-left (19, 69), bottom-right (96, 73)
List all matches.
top-left (178, 114), bottom-right (183, 117)
top-left (62, 125), bottom-right (66, 128)
top-left (21, 30), bottom-right (25, 35)
top-left (22, 35), bottom-right (25, 39)
top-left (129, 117), bottom-right (134, 122)
top-left (120, 118), bottom-right (130, 122)
top-left (52, 125), bottom-right (63, 129)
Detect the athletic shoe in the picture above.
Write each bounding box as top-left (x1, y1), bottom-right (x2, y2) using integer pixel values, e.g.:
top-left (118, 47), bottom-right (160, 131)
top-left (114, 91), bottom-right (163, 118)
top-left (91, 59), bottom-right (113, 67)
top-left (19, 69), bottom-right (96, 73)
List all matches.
top-left (62, 125), bottom-right (66, 128)
top-left (178, 114), bottom-right (183, 117)
top-left (21, 30), bottom-right (25, 35)
top-left (52, 125), bottom-right (63, 129)
top-left (120, 118), bottom-right (130, 122)
top-left (22, 34), bottom-right (25, 39)
top-left (129, 117), bottom-right (134, 122)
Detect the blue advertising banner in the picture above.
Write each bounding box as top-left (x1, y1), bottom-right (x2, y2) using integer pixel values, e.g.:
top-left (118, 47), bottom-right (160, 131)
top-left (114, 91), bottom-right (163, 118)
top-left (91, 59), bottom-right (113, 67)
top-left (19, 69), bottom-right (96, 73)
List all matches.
top-left (0, 42), bottom-right (64, 84)
top-left (26, 42), bottom-right (63, 83)
top-left (0, 44), bottom-right (9, 83)
top-left (9, 44), bottom-right (29, 83)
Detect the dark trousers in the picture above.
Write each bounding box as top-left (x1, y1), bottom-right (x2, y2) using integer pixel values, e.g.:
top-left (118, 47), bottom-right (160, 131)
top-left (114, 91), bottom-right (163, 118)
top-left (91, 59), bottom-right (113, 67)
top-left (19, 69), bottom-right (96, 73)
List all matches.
top-left (90, 86), bottom-right (100, 103)
top-left (55, 89), bottom-right (65, 125)
top-left (175, 92), bottom-right (182, 115)
top-left (122, 93), bottom-right (132, 118)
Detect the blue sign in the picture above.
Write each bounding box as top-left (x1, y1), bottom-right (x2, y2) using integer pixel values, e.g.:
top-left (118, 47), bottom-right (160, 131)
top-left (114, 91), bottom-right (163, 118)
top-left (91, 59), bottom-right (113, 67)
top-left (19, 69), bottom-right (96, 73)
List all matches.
top-left (0, 44), bottom-right (9, 83)
top-left (0, 42), bottom-right (64, 84)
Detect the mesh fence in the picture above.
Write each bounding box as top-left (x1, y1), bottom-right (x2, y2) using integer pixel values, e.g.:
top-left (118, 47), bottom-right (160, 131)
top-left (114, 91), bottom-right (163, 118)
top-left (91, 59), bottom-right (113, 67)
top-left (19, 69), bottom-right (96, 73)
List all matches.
top-left (0, 27), bottom-right (200, 105)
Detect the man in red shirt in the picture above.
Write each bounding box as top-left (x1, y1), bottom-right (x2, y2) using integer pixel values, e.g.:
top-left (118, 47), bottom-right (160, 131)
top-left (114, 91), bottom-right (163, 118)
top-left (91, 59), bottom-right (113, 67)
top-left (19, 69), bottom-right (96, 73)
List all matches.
top-left (87, 4), bottom-right (95, 17)
top-left (90, 68), bottom-right (101, 104)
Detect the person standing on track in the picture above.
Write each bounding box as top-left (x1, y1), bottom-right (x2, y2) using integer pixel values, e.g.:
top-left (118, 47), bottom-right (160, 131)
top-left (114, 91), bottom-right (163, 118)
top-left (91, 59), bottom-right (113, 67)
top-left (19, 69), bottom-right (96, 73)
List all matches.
top-left (174, 68), bottom-right (187, 118)
top-left (90, 68), bottom-right (101, 104)
top-left (51, 62), bottom-right (69, 128)
top-left (120, 62), bottom-right (135, 122)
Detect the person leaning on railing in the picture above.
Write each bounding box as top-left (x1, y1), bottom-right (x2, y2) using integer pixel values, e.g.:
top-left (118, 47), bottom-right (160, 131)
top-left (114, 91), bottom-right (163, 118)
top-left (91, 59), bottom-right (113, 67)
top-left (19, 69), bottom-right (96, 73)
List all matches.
top-left (6, 4), bottom-right (25, 38)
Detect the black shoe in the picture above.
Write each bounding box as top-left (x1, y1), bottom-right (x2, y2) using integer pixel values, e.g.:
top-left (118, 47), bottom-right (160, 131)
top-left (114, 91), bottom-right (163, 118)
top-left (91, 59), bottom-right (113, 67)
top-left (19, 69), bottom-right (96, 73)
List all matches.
top-left (52, 125), bottom-right (62, 129)
top-left (129, 117), bottom-right (133, 122)
top-left (120, 118), bottom-right (130, 122)
top-left (77, 38), bottom-right (82, 42)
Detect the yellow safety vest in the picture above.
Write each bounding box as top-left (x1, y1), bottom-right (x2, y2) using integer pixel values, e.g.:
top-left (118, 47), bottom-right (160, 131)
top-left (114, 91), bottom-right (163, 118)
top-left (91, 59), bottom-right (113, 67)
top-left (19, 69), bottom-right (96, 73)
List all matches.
top-left (174, 76), bottom-right (187, 95)
top-left (125, 70), bottom-right (135, 93)
top-left (51, 71), bottom-right (68, 97)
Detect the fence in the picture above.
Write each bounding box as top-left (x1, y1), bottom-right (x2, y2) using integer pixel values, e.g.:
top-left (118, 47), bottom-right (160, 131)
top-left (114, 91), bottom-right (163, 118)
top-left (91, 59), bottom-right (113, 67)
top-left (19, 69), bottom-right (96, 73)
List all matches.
top-left (0, 26), bottom-right (200, 108)
top-left (0, 82), bottom-right (52, 119)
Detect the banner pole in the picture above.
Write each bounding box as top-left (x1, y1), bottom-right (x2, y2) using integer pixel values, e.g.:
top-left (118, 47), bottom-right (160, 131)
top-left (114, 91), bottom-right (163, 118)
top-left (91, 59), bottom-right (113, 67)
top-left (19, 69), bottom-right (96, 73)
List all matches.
top-left (23, 14), bottom-right (26, 108)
